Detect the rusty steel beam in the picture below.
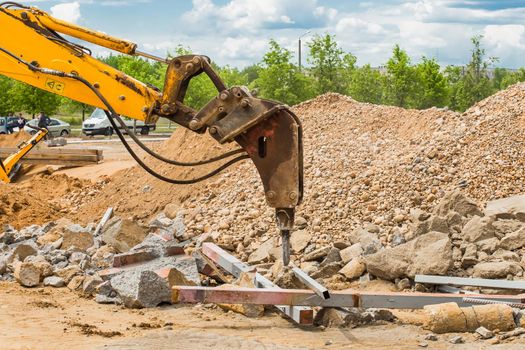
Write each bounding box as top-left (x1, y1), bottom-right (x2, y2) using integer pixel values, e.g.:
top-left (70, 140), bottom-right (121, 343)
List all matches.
top-left (201, 243), bottom-right (313, 325)
top-left (292, 267), bottom-right (330, 299)
top-left (201, 243), bottom-right (254, 277)
top-left (415, 274), bottom-right (525, 290)
top-left (173, 286), bottom-right (525, 309)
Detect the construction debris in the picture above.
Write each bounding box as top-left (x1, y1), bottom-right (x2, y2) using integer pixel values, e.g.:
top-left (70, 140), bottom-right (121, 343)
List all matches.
top-left (424, 302), bottom-right (515, 333)
top-left (0, 147), bottom-right (102, 166)
top-left (415, 275), bottom-right (525, 290)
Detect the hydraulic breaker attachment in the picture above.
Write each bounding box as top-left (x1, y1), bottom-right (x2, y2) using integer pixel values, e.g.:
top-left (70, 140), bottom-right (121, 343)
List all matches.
top-left (188, 87), bottom-right (304, 265)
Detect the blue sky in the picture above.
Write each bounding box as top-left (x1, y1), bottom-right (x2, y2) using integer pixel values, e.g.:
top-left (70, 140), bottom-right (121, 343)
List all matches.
top-left (25, 0), bottom-right (525, 68)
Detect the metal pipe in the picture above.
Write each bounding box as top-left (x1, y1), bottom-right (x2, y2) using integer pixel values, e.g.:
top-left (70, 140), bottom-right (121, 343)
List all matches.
top-left (201, 243), bottom-right (313, 325)
top-left (135, 50), bottom-right (169, 64)
top-left (173, 286), bottom-right (525, 309)
top-left (292, 267), bottom-right (330, 299)
top-left (415, 275), bottom-right (525, 290)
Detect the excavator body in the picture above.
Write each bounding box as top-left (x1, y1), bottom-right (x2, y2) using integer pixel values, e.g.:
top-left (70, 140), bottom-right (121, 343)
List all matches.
top-left (0, 2), bottom-right (303, 264)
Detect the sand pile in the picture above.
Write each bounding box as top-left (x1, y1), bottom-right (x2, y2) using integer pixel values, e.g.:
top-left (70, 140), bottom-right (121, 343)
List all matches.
top-left (69, 127), bottom-right (237, 224)
top-left (0, 173), bottom-right (90, 228)
top-left (0, 131), bottom-right (39, 148)
top-left (65, 83), bottom-right (525, 260)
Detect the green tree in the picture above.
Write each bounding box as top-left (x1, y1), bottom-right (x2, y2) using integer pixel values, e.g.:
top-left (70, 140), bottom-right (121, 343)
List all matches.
top-left (384, 45), bottom-right (419, 108)
top-left (501, 68), bottom-right (525, 89)
top-left (8, 81), bottom-right (61, 116)
top-left (255, 39), bottom-right (315, 105)
top-left (444, 65), bottom-right (463, 110)
top-left (0, 76), bottom-right (13, 115)
top-left (348, 65), bottom-right (383, 104)
top-left (415, 57), bottom-right (449, 108)
top-left (241, 64), bottom-right (260, 85)
top-left (492, 67), bottom-right (509, 91)
top-left (452, 35), bottom-right (497, 111)
top-left (102, 55), bottom-right (164, 88)
top-left (307, 34), bottom-right (356, 94)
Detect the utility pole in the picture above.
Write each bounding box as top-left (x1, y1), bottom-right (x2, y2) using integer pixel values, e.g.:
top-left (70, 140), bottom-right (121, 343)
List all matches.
top-left (298, 30), bottom-right (311, 72)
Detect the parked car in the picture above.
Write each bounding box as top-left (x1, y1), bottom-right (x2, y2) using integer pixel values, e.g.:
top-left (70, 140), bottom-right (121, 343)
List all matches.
top-left (82, 108), bottom-right (156, 136)
top-left (24, 118), bottom-right (71, 137)
top-left (0, 117), bottom-right (7, 134)
top-left (0, 116), bottom-right (23, 133)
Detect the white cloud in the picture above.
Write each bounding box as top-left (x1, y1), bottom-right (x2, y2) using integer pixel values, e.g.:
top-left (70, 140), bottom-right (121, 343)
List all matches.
top-left (484, 24), bottom-right (525, 49)
top-left (182, 0), bottom-right (336, 33)
top-left (50, 2), bottom-right (81, 23)
top-left (336, 17), bottom-right (386, 35)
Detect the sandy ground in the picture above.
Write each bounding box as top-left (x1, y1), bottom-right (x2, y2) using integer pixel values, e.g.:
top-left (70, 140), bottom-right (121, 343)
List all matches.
top-left (1, 282), bottom-right (525, 350)
top-left (54, 137), bottom-right (165, 181)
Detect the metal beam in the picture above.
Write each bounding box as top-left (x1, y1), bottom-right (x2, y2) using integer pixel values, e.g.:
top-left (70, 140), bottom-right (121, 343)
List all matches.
top-left (94, 207), bottom-right (113, 236)
top-left (292, 267), bottom-right (330, 299)
top-left (201, 243), bottom-right (313, 325)
top-left (201, 243), bottom-right (254, 277)
top-left (415, 275), bottom-right (525, 290)
top-left (173, 286), bottom-right (525, 309)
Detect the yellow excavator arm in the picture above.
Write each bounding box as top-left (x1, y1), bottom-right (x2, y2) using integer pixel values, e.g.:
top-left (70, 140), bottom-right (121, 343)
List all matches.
top-left (0, 127), bottom-right (47, 183)
top-left (0, 2), bottom-right (303, 264)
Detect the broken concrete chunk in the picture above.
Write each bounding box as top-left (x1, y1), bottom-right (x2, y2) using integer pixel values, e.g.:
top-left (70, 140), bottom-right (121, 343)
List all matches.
top-left (320, 247), bottom-right (342, 266)
top-left (475, 237), bottom-right (500, 254)
top-left (82, 275), bottom-right (103, 295)
top-left (339, 258), bottom-right (366, 280)
top-left (311, 262), bottom-right (342, 279)
top-left (408, 233), bottom-right (452, 277)
top-left (14, 261), bottom-right (41, 287)
top-left (340, 243), bottom-right (363, 264)
top-left (303, 246), bottom-right (331, 262)
top-left (500, 227), bottom-right (525, 251)
top-left (365, 232), bottom-right (452, 280)
top-left (8, 241), bottom-right (38, 263)
top-left (54, 265), bottom-right (82, 284)
top-left (129, 233), bottom-right (185, 258)
top-left (67, 275), bottom-right (85, 291)
top-left (461, 244), bottom-right (478, 268)
top-left (433, 191), bottom-right (483, 218)
top-left (102, 217), bottom-right (147, 253)
top-left (113, 250), bottom-right (157, 268)
top-left (476, 326), bottom-right (494, 339)
top-left (290, 230), bottom-right (312, 253)
top-left (461, 216), bottom-right (495, 243)
top-left (485, 195), bottom-right (525, 217)
top-left (349, 229), bottom-right (381, 255)
top-left (314, 307), bottom-right (394, 328)
top-left (43, 276), bottom-right (65, 287)
top-left (111, 270), bottom-right (171, 308)
top-left (247, 237), bottom-right (278, 264)
top-left (61, 225), bottom-right (94, 252)
top-left (472, 261), bottom-right (523, 279)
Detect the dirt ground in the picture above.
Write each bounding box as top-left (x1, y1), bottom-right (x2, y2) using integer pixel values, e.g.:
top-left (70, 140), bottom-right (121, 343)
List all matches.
top-left (2, 281), bottom-right (523, 350)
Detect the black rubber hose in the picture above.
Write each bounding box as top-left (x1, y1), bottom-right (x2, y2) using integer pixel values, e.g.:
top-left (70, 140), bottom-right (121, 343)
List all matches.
top-left (0, 47), bottom-right (250, 184)
top-left (105, 110), bottom-right (246, 166)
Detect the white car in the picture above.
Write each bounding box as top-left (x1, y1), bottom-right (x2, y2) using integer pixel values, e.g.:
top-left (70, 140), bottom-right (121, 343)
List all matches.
top-left (24, 118), bottom-right (71, 137)
top-left (82, 108), bottom-right (155, 136)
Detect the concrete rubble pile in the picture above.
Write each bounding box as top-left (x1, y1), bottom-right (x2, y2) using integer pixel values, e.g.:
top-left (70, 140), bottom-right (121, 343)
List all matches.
top-left (0, 210), bottom-right (202, 309)
top-left (148, 83), bottom-right (525, 271)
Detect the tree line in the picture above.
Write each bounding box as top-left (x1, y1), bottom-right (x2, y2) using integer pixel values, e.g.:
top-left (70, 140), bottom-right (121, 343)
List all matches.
top-left (1, 34), bottom-right (524, 118)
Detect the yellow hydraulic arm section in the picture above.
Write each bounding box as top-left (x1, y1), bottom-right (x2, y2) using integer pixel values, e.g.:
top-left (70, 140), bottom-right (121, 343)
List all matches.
top-left (0, 4), bottom-right (160, 122)
top-left (0, 127), bottom-right (47, 183)
top-left (0, 2), bottom-right (304, 265)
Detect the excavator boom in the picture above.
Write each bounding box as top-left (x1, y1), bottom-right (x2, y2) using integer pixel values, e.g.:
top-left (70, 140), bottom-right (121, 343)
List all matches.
top-left (0, 2), bottom-right (303, 264)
